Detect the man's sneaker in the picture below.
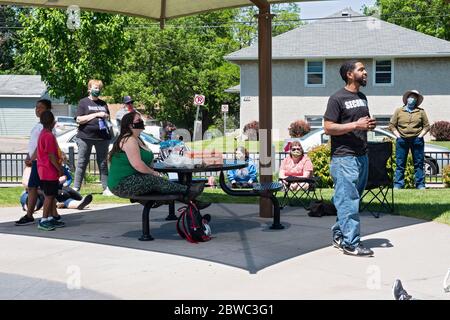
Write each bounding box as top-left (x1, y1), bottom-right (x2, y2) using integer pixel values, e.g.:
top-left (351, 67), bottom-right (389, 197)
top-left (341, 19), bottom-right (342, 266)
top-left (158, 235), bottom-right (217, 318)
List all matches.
top-left (332, 237), bottom-right (343, 251)
top-left (102, 188), bottom-right (114, 197)
top-left (392, 279), bottom-right (412, 300)
top-left (53, 214), bottom-right (62, 221)
top-left (15, 215), bottom-right (35, 226)
top-left (77, 194), bottom-right (93, 210)
top-left (49, 219), bottom-right (65, 228)
top-left (343, 244), bottom-right (374, 257)
top-left (38, 220), bottom-right (56, 231)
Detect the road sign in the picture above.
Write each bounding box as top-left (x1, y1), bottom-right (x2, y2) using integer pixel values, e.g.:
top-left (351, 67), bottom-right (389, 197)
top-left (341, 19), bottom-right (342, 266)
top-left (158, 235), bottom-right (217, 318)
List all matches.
top-left (221, 104), bottom-right (229, 113)
top-left (194, 94), bottom-right (205, 106)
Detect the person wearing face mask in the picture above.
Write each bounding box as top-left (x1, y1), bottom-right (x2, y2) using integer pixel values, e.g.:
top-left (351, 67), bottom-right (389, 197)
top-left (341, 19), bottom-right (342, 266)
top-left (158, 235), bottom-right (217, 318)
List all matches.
top-left (279, 141), bottom-right (313, 191)
top-left (389, 90), bottom-right (430, 190)
top-left (74, 79), bottom-right (113, 195)
top-left (107, 112), bottom-right (205, 205)
top-left (227, 146), bottom-right (258, 188)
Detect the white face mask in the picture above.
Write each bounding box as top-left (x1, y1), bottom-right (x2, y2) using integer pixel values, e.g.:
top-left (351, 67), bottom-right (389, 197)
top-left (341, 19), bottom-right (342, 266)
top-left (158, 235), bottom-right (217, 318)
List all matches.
top-left (236, 151), bottom-right (245, 161)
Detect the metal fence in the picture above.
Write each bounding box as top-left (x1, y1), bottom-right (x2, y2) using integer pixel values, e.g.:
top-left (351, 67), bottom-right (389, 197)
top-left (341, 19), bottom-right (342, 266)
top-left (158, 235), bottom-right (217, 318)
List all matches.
top-left (1, 151), bottom-right (449, 185)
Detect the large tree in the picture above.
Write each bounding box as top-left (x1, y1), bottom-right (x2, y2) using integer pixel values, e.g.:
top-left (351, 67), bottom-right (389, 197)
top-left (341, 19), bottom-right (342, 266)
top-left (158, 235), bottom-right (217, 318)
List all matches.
top-left (105, 11), bottom-right (241, 133)
top-left (0, 6), bottom-right (32, 73)
top-left (233, 3), bottom-right (304, 48)
top-left (17, 8), bottom-right (130, 104)
top-left (364, 0), bottom-right (450, 40)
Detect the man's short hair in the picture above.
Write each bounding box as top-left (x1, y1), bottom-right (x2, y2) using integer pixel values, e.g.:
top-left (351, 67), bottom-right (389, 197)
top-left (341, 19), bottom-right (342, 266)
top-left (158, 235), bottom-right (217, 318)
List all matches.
top-left (87, 79), bottom-right (104, 90)
top-left (340, 60), bottom-right (359, 83)
top-left (40, 110), bottom-right (55, 128)
top-left (37, 99), bottom-right (52, 110)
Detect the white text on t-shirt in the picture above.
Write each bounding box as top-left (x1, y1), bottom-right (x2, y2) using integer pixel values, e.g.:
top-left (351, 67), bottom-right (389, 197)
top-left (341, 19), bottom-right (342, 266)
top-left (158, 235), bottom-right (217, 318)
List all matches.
top-left (344, 99), bottom-right (367, 109)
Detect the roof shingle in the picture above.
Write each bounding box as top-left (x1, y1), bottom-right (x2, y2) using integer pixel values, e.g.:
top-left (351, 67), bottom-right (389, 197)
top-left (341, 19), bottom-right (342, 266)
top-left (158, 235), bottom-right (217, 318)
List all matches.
top-left (226, 8), bottom-right (450, 60)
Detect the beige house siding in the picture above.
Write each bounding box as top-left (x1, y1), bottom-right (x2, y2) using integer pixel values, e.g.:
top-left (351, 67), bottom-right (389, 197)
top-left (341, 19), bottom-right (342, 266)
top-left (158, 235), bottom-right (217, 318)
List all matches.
top-left (239, 58), bottom-right (450, 140)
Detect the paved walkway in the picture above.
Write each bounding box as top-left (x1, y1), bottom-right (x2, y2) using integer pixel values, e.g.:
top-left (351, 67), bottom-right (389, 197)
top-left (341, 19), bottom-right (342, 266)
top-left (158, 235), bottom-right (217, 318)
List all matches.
top-left (0, 203), bottom-right (449, 300)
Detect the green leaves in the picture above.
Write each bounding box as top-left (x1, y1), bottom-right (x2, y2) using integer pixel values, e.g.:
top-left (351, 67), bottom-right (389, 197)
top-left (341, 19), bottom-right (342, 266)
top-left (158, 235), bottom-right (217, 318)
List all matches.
top-left (17, 8), bottom-right (130, 104)
top-left (368, 0), bottom-right (450, 40)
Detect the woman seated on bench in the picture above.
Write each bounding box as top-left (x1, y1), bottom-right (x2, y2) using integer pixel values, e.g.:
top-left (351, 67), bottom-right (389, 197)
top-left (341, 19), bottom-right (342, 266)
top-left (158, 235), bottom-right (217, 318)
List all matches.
top-left (107, 112), bottom-right (203, 202)
top-left (279, 141), bottom-right (313, 191)
top-left (227, 146), bottom-right (258, 188)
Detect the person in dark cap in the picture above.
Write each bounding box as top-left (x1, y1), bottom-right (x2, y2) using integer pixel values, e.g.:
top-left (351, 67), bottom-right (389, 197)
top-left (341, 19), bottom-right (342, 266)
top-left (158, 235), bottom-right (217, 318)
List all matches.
top-left (116, 96), bottom-right (135, 129)
top-left (389, 90), bottom-right (430, 190)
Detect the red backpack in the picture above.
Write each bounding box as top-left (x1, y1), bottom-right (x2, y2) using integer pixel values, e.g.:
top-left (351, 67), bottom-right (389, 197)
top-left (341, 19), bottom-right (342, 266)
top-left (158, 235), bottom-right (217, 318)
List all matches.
top-left (176, 202), bottom-right (212, 243)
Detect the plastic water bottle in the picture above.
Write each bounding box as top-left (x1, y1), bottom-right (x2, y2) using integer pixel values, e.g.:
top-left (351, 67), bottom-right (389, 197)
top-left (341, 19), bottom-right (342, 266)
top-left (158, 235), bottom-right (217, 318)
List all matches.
top-left (99, 118), bottom-right (107, 130)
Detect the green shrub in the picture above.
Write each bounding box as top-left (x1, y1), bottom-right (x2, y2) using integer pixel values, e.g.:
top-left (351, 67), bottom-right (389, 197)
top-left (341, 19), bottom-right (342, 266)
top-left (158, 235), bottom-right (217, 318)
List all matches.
top-left (308, 144), bottom-right (333, 188)
top-left (307, 141), bottom-right (417, 189)
top-left (443, 165), bottom-right (450, 188)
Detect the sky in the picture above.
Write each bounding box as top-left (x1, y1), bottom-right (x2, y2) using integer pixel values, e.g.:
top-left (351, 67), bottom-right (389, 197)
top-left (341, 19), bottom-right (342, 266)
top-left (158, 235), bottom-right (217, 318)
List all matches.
top-left (296, 0), bottom-right (377, 20)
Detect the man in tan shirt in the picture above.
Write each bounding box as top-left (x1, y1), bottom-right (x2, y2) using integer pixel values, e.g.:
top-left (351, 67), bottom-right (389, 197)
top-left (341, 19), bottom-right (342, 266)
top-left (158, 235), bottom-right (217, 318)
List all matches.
top-left (389, 90), bottom-right (430, 189)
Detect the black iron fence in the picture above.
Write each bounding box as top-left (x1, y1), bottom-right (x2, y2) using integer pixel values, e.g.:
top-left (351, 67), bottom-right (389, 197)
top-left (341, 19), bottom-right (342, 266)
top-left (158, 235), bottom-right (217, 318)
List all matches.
top-left (1, 150), bottom-right (449, 185)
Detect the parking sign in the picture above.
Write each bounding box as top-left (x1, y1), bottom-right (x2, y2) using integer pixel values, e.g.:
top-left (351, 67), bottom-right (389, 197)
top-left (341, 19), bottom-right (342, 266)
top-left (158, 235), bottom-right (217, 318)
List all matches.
top-left (194, 94), bottom-right (205, 106)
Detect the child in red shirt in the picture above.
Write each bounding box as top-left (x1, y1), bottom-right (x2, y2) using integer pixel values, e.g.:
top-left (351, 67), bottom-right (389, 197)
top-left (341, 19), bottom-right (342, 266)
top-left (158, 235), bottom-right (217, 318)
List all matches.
top-left (37, 110), bottom-right (65, 231)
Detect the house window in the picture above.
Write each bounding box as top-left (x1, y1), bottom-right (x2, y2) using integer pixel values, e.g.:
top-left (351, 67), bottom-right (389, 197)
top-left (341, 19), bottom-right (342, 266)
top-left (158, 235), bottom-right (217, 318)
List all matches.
top-left (305, 115), bottom-right (323, 128)
top-left (374, 60), bottom-right (393, 85)
top-left (305, 60), bottom-right (325, 86)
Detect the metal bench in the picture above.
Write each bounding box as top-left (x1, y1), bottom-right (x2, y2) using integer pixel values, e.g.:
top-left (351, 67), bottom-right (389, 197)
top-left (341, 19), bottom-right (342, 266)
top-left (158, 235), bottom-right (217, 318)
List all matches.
top-left (121, 193), bottom-right (181, 241)
top-left (219, 172), bottom-right (284, 230)
top-left (165, 177), bottom-right (209, 221)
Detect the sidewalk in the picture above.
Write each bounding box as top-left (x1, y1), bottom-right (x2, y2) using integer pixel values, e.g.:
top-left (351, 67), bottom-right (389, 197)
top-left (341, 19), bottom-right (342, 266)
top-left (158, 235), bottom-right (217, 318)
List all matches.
top-left (0, 203), bottom-right (449, 300)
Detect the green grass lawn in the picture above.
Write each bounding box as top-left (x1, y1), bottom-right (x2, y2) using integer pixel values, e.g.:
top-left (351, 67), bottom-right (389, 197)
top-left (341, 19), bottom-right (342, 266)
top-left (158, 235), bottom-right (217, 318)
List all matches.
top-left (428, 141), bottom-right (450, 149)
top-left (185, 138), bottom-right (285, 153)
top-left (1, 184), bottom-right (449, 225)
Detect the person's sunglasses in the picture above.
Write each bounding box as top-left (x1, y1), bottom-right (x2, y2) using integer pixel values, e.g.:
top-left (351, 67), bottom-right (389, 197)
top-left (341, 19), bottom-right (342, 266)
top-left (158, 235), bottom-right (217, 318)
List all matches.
top-left (291, 148), bottom-right (302, 151)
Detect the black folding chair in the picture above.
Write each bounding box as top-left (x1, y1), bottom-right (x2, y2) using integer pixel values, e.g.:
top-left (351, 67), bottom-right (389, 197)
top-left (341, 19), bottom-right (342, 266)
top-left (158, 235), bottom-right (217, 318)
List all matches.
top-left (279, 176), bottom-right (320, 210)
top-left (360, 141), bottom-right (395, 218)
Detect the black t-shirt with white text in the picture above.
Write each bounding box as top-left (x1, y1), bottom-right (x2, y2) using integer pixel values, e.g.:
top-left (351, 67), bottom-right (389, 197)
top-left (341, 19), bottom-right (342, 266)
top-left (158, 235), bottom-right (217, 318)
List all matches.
top-left (76, 97), bottom-right (110, 140)
top-left (324, 88), bottom-right (370, 157)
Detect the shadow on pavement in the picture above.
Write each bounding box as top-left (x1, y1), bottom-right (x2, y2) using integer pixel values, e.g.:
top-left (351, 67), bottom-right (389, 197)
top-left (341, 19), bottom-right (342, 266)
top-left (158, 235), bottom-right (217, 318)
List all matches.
top-left (0, 203), bottom-right (426, 273)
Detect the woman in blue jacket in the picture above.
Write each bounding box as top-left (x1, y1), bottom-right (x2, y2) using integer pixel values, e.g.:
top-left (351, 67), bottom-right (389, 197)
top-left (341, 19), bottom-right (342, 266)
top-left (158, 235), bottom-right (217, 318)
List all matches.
top-left (227, 146), bottom-right (258, 188)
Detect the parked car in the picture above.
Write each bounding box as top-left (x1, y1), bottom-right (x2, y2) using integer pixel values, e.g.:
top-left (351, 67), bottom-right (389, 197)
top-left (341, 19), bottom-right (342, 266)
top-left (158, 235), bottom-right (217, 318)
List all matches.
top-left (57, 128), bottom-right (161, 155)
top-left (55, 116), bottom-right (77, 134)
top-left (284, 127), bottom-right (450, 175)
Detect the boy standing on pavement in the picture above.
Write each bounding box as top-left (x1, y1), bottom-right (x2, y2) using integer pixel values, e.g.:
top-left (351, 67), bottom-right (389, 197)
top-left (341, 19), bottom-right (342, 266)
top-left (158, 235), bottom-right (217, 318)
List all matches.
top-left (324, 60), bottom-right (377, 257)
top-left (36, 110), bottom-right (65, 231)
top-left (16, 99), bottom-right (52, 226)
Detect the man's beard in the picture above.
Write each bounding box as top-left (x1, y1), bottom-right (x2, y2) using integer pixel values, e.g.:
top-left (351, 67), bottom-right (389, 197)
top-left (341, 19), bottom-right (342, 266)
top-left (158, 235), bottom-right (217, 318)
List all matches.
top-left (356, 76), bottom-right (367, 87)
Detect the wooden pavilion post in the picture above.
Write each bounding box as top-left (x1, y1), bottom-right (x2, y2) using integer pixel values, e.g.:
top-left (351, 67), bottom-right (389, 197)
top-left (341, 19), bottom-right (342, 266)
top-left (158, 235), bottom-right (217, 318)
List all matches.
top-left (251, 0), bottom-right (274, 218)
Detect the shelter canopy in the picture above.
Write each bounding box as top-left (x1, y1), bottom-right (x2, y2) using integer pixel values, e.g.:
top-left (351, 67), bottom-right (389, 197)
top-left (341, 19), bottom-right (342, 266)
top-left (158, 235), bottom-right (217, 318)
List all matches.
top-left (0, 1), bottom-right (315, 20)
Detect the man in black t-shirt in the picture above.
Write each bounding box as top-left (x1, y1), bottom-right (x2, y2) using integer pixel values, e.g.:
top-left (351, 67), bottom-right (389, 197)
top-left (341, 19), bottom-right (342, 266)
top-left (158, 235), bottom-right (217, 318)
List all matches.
top-left (73, 79), bottom-right (113, 195)
top-left (323, 60), bottom-right (377, 257)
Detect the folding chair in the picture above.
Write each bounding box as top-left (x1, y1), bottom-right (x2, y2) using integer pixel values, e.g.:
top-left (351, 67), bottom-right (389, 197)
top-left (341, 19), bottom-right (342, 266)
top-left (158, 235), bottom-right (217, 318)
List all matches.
top-left (360, 141), bottom-right (395, 218)
top-left (279, 175), bottom-right (320, 210)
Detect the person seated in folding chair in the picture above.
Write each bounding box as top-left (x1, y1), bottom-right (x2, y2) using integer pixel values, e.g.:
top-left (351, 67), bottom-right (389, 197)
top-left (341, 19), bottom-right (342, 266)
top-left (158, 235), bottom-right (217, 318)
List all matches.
top-left (279, 141), bottom-right (315, 208)
top-left (227, 146), bottom-right (258, 188)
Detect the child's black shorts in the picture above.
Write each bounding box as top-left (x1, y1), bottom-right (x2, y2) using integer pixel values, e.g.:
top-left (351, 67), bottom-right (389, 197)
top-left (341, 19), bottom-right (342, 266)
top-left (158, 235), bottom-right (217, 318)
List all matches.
top-left (41, 180), bottom-right (59, 197)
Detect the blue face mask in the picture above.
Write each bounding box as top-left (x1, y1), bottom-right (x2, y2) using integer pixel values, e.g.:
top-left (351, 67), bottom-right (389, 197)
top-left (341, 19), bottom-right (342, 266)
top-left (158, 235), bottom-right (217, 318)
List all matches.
top-left (407, 97), bottom-right (416, 107)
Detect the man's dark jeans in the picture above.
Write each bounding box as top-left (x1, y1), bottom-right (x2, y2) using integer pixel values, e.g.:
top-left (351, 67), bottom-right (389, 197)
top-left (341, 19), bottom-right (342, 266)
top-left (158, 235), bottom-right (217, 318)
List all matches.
top-left (394, 136), bottom-right (425, 189)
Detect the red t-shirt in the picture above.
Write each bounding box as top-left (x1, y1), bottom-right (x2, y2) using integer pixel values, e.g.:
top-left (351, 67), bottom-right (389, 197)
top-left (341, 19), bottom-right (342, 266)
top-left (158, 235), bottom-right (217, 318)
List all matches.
top-left (37, 129), bottom-right (61, 181)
